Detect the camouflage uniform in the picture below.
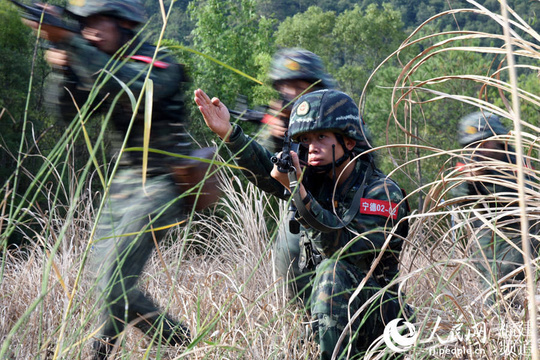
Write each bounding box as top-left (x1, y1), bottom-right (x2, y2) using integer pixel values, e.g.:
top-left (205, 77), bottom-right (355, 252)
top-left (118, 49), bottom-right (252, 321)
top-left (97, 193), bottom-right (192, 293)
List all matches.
top-left (453, 112), bottom-right (539, 289)
top-left (46, 0), bottom-right (191, 358)
top-left (258, 49), bottom-right (335, 302)
top-left (225, 90), bottom-right (409, 359)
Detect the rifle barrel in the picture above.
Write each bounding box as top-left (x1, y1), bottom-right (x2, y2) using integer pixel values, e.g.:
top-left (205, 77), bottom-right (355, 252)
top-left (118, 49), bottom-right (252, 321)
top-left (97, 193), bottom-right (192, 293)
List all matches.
top-left (9, 0), bottom-right (80, 33)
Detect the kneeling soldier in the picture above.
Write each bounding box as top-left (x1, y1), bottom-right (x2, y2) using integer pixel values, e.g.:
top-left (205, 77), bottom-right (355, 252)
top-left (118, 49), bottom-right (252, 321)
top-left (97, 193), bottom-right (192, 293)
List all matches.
top-left (195, 88), bottom-right (409, 359)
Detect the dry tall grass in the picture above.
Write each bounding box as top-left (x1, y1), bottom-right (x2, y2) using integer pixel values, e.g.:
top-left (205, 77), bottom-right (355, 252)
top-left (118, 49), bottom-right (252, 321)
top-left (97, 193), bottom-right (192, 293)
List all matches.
top-left (0, 168), bottom-right (319, 359)
top-left (1, 1), bottom-right (539, 359)
top-left (360, 1), bottom-right (540, 358)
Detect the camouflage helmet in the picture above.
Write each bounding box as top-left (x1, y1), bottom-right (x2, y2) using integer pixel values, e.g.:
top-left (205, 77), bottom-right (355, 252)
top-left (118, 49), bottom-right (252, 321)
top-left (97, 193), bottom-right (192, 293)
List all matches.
top-left (67, 0), bottom-right (147, 23)
top-left (458, 111), bottom-right (509, 146)
top-left (289, 89), bottom-right (368, 148)
top-left (268, 48), bottom-right (336, 89)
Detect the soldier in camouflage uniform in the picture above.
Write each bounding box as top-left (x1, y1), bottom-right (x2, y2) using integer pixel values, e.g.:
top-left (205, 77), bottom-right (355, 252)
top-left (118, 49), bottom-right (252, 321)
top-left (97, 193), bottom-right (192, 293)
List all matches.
top-left (23, 0), bottom-right (192, 358)
top-left (195, 88), bottom-right (409, 359)
top-left (260, 48), bottom-right (335, 302)
top-left (453, 111), bottom-right (539, 290)
top-left (259, 48), bottom-right (336, 153)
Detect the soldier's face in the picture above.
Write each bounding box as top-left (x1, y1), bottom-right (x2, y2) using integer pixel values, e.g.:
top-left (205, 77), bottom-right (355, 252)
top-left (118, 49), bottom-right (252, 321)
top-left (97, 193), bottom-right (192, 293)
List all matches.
top-left (81, 15), bottom-right (123, 55)
top-left (275, 80), bottom-right (314, 101)
top-left (471, 140), bottom-right (507, 162)
top-left (299, 131), bottom-right (355, 168)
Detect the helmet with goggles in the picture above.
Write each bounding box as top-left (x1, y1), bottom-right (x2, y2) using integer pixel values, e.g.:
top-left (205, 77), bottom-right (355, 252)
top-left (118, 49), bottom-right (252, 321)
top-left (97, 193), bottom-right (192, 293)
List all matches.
top-left (269, 48), bottom-right (335, 89)
top-left (458, 111), bottom-right (508, 146)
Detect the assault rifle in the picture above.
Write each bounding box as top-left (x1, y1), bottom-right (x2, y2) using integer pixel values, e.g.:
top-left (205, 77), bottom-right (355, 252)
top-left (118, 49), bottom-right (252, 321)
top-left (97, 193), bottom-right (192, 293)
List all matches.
top-left (228, 94), bottom-right (294, 125)
top-left (9, 0), bottom-right (80, 33)
top-left (229, 108), bottom-right (267, 123)
top-left (228, 94), bottom-right (268, 124)
top-left (271, 131), bottom-right (303, 234)
top-left (271, 131), bottom-right (296, 173)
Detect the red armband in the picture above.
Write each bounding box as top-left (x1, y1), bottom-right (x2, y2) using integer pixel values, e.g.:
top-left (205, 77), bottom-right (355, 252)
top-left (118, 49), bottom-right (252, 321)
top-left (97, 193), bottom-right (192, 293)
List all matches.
top-left (360, 198), bottom-right (399, 220)
top-left (261, 113), bottom-right (277, 124)
top-left (128, 55), bottom-right (170, 69)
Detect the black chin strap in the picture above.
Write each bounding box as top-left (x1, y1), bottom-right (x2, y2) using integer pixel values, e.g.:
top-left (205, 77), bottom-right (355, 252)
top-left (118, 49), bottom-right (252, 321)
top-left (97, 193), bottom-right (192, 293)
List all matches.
top-left (288, 161), bottom-right (373, 233)
top-left (309, 149), bottom-right (350, 174)
top-left (309, 134), bottom-right (351, 174)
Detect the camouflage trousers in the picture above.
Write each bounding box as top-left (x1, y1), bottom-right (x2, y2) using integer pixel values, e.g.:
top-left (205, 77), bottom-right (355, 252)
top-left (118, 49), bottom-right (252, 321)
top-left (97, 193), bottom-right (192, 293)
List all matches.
top-left (310, 258), bottom-right (401, 360)
top-left (90, 169), bottom-right (190, 359)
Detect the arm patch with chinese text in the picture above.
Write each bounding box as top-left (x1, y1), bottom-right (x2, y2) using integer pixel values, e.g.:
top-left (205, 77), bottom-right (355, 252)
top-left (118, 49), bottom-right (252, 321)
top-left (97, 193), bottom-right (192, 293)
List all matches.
top-left (360, 198), bottom-right (399, 219)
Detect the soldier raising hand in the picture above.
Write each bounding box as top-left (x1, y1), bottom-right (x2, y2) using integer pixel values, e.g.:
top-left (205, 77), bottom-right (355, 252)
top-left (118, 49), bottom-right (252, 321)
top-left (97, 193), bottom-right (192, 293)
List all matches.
top-left (196, 88), bottom-right (410, 359)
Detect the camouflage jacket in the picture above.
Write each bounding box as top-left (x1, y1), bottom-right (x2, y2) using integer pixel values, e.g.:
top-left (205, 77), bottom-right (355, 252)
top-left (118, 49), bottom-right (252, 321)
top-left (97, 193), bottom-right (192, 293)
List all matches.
top-left (452, 153), bottom-right (521, 197)
top-left (226, 125), bottom-right (409, 280)
top-left (46, 34), bottom-right (191, 173)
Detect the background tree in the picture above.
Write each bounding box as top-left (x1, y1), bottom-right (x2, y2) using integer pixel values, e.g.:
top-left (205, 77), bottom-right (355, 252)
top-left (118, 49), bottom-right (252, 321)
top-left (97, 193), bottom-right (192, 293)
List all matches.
top-left (274, 4), bottom-right (406, 99)
top-left (0, 2), bottom-right (50, 189)
top-left (183, 0), bottom-right (276, 142)
top-left (256, 0), bottom-right (358, 21)
top-left (143, 0), bottom-right (193, 42)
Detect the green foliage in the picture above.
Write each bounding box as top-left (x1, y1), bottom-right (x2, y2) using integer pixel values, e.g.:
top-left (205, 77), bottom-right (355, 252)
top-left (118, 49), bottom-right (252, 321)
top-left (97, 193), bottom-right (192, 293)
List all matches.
top-left (378, 42), bottom-right (499, 198)
top-left (274, 4), bottom-right (406, 99)
top-left (256, 0), bottom-right (358, 21)
top-left (377, 0), bottom-right (540, 35)
top-left (256, 0), bottom-right (540, 33)
top-left (0, 3), bottom-right (33, 119)
top-left (515, 72), bottom-right (540, 128)
top-left (0, 2), bottom-right (51, 189)
top-left (274, 7), bottom-right (336, 68)
top-left (187, 0), bottom-right (275, 104)
top-left (333, 3), bottom-right (406, 96)
top-left (183, 0), bottom-right (276, 142)
top-left (143, 0), bottom-right (193, 42)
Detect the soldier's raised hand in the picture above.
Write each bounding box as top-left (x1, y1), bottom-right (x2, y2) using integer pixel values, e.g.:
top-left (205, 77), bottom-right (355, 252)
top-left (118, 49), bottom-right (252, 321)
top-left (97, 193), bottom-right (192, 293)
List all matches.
top-left (194, 89), bottom-right (232, 141)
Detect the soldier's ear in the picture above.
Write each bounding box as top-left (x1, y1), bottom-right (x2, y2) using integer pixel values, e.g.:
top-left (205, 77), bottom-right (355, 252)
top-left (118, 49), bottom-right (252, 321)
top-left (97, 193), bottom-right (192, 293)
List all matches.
top-left (344, 136), bottom-right (356, 151)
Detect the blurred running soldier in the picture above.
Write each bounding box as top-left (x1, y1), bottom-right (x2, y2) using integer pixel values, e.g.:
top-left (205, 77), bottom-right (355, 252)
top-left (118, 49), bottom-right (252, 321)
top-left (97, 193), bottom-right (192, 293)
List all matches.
top-left (454, 111), bottom-right (539, 291)
top-left (258, 48), bottom-right (335, 152)
top-left (195, 88), bottom-right (409, 359)
top-left (22, 0), bottom-right (192, 358)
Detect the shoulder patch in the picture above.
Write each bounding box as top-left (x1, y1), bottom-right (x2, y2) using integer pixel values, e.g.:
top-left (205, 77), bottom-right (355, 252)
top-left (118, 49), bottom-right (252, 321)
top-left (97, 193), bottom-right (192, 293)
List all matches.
top-left (129, 55), bottom-right (170, 69)
top-left (360, 198), bottom-right (399, 219)
top-left (456, 162), bottom-right (466, 172)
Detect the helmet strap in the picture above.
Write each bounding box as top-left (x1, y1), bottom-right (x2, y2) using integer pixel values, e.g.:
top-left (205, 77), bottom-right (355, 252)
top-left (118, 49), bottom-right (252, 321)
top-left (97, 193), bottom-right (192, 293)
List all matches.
top-left (332, 144), bottom-right (336, 182)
